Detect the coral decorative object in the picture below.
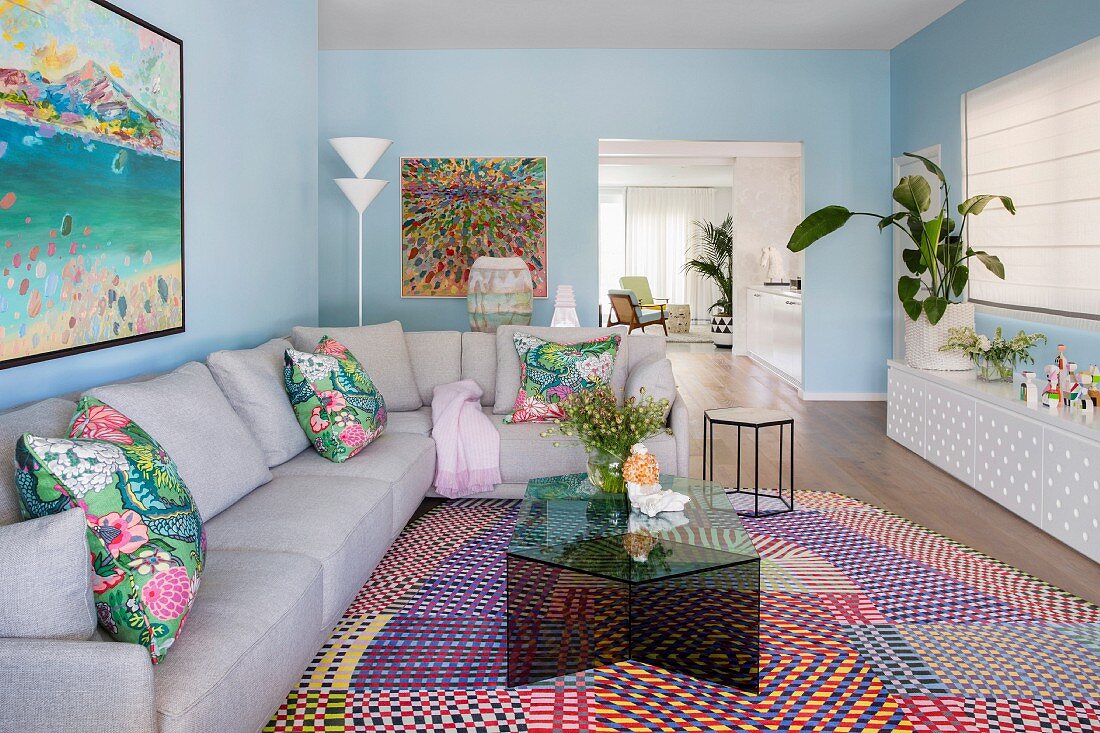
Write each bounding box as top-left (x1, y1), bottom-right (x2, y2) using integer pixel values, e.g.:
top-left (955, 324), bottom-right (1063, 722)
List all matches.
top-left (622, 443), bottom-right (660, 486)
top-left (622, 531), bottom-right (658, 563)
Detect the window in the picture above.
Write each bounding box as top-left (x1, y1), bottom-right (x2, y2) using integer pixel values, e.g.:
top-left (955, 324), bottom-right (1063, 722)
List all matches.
top-left (964, 35), bottom-right (1100, 322)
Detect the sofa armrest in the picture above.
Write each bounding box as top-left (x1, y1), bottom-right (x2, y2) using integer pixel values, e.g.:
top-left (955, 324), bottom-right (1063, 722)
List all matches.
top-left (669, 389), bottom-right (690, 477)
top-left (0, 638), bottom-right (156, 733)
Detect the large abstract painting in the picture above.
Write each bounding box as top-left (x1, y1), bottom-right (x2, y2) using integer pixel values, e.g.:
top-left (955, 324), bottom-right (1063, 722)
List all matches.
top-left (401, 157), bottom-right (547, 298)
top-left (0, 0), bottom-right (183, 369)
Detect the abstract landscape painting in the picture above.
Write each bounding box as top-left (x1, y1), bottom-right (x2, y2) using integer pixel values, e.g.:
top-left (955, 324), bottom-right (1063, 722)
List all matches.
top-left (401, 157), bottom-right (547, 298)
top-left (0, 0), bottom-right (182, 368)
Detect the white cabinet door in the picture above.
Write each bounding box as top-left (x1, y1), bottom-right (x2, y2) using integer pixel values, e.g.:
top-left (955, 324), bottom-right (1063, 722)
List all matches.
top-left (747, 292), bottom-right (773, 362)
top-left (887, 368), bottom-right (927, 456)
top-left (924, 382), bottom-right (976, 486)
top-left (974, 402), bottom-right (1044, 527)
top-left (774, 297), bottom-right (802, 384)
top-left (1042, 427), bottom-right (1100, 561)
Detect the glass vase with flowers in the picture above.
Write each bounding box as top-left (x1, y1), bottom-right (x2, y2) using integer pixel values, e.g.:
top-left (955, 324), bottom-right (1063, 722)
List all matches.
top-left (940, 326), bottom-right (1046, 382)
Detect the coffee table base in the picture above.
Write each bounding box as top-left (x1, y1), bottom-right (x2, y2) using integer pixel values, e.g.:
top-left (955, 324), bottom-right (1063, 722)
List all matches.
top-left (507, 554), bottom-right (760, 691)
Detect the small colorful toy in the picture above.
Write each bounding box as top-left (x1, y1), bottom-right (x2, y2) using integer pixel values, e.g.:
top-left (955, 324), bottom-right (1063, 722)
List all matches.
top-left (1020, 371), bottom-right (1039, 408)
top-left (1043, 365), bottom-right (1061, 409)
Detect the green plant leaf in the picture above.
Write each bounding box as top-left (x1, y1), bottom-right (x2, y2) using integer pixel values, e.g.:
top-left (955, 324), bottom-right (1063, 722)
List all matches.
top-left (923, 296), bottom-right (948, 325)
top-left (951, 265), bottom-right (969, 297)
top-left (902, 298), bottom-right (923, 320)
top-left (878, 212), bottom-right (906, 231)
top-left (939, 217), bottom-right (957, 239)
top-left (906, 214), bottom-right (925, 244)
top-left (898, 276), bottom-right (922, 301)
top-left (787, 206), bottom-right (853, 252)
top-left (904, 152), bottom-right (946, 184)
top-left (969, 249), bottom-right (1006, 279)
top-left (901, 248), bottom-right (927, 274)
top-left (893, 175), bottom-right (932, 214)
top-left (958, 195), bottom-right (1016, 217)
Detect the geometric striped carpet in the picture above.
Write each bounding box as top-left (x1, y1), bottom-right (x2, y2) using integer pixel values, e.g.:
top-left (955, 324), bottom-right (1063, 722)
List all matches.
top-left (265, 492), bottom-right (1100, 732)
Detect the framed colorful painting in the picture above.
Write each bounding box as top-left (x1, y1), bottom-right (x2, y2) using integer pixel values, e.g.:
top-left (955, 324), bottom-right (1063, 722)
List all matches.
top-left (401, 157), bottom-right (547, 298)
top-left (0, 0), bottom-right (183, 369)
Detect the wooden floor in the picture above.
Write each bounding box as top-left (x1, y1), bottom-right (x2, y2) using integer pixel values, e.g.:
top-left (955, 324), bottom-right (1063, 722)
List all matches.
top-left (668, 344), bottom-right (1100, 605)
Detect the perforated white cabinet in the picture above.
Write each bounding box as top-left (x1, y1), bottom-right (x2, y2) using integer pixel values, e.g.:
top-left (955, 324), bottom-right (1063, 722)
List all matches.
top-left (1043, 427), bottom-right (1100, 560)
top-left (975, 403), bottom-right (1044, 526)
top-left (886, 360), bottom-right (1099, 563)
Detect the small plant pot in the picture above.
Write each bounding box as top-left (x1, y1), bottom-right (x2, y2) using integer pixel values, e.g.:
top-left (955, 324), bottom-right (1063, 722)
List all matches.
top-left (711, 315), bottom-right (733, 349)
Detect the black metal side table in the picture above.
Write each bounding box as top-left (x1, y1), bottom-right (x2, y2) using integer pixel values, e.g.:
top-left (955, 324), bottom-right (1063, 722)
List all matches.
top-left (703, 407), bottom-right (794, 517)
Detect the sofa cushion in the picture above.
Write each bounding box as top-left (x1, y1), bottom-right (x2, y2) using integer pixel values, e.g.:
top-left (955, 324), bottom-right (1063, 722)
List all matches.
top-left (18, 398), bottom-right (206, 662)
top-left (386, 407), bottom-right (432, 437)
top-left (272, 432), bottom-right (435, 536)
top-left (626, 333), bottom-right (667, 370)
top-left (406, 331), bottom-right (462, 405)
top-left (203, 475), bottom-right (391, 627)
top-left (0, 510), bottom-right (96, 641)
top-left (291, 321), bottom-right (422, 411)
top-left (493, 326), bottom-right (629, 414)
top-left (490, 407), bottom-right (677, 483)
top-left (0, 398), bottom-right (76, 525)
top-left (626, 355), bottom-right (676, 420)
top-left (153, 549), bottom-right (323, 733)
top-left (505, 332), bottom-right (621, 424)
top-left (461, 332), bottom-right (496, 406)
top-left (86, 362), bottom-right (271, 521)
top-left (207, 338), bottom-right (308, 467)
top-left (284, 338), bottom-right (387, 463)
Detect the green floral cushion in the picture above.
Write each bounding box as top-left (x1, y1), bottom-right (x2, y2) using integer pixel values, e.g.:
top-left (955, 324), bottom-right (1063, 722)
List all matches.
top-left (284, 336), bottom-right (387, 462)
top-left (15, 397), bottom-right (205, 663)
top-left (505, 333), bottom-right (621, 423)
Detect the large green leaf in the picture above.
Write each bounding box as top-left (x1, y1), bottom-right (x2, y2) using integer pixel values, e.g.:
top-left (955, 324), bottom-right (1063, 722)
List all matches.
top-left (787, 206), bottom-right (854, 252)
top-left (969, 249), bottom-right (1006, 279)
top-left (878, 212), bottom-right (907, 231)
top-left (958, 195), bottom-right (1016, 217)
top-left (898, 276), bottom-right (922, 301)
top-left (904, 152), bottom-right (946, 184)
top-left (923, 297), bottom-right (948, 325)
top-left (901, 248), bottom-right (927, 274)
top-left (939, 217), bottom-right (957, 239)
top-left (902, 298), bottom-right (923, 320)
top-left (893, 175), bottom-right (932, 214)
top-left (951, 265), bottom-right (969, 297)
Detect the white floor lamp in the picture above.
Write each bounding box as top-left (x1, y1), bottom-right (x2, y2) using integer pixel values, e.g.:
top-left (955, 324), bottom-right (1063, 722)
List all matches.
top-left (330, 137), bottom-right (392, 326)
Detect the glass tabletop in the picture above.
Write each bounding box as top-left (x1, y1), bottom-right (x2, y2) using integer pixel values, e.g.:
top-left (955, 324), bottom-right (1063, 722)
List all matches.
top-left (510, 474), bottom-right (759, 584)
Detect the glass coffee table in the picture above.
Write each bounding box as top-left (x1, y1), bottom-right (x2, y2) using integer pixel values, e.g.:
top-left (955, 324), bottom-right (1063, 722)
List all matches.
top-left (507, 474), bottom-right (760, 692)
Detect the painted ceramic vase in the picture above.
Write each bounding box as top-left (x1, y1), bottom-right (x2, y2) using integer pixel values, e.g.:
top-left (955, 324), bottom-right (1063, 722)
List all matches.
top-left (467, 256), bottom-right (534, 333)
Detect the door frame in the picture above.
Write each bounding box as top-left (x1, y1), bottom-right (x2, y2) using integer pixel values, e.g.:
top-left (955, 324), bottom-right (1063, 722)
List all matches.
top-left (892, 145), bottom-right (941, 361)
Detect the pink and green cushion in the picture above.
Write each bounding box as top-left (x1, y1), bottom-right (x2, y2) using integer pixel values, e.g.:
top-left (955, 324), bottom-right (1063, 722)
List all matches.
top-left (505, 332), bottom-right (621, 424)
top-left (284, 336), bottom-right (387, 463)
top-left (15, 397), bottom-right (205, 663)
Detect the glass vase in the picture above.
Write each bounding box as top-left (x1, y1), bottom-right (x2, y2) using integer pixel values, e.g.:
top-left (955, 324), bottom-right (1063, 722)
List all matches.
top-left (586, 448), bottom-right (626, 494)
top-left (974, 355), bottom-right (1014, 382)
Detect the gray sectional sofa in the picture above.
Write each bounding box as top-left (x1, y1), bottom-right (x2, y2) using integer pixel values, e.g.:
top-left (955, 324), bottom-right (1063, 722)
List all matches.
top-left (0, 323), bottom-right (687, 733)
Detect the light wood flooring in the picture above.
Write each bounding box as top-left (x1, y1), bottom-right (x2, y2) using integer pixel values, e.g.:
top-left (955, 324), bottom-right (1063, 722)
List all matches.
top-left (669, 344), bottom-right (1100, 605)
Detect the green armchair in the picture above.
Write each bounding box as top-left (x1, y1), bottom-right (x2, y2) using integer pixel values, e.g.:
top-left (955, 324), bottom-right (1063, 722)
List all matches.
top-left (618, 276), bottom-right (669, 311)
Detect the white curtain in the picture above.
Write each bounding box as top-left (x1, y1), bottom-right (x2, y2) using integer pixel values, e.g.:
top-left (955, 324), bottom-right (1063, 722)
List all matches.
top-left (625, 188), bottom-right (716, 319)
top-left (965, 35), bottom-right (1100, 322)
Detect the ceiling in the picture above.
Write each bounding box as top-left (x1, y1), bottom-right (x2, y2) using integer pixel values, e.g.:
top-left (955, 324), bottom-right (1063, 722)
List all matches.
top-left (599, 164), bottom-right (735, 188)
top-left (319, 0), bottom-right (965, 51)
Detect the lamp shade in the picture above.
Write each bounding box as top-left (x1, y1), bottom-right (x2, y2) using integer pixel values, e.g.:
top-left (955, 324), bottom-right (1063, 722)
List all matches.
top-left (335, 178), bottom-right (388, 214)
top-left (329, 137), bottom-right (393, 179)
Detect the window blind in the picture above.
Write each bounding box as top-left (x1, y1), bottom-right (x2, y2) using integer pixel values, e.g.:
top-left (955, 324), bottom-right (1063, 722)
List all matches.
top-left (964, 35), bottom-right (1100, 321)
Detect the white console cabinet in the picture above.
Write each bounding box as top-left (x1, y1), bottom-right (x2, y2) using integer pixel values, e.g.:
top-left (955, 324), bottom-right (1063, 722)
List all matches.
top-left (746, 287), bottom-right (802, 386)
top-left (887, 360), bottom-right (1099, 562)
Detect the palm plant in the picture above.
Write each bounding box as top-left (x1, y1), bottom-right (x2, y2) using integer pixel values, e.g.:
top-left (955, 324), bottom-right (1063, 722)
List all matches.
top-left (683, 215), bottom-right (734, 317)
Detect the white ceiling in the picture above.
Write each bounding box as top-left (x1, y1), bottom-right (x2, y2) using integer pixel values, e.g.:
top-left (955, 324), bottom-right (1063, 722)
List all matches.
top-left (599, 164), bottom-right (735, 188)
top-left (319, 0), bottom-right (965, 51)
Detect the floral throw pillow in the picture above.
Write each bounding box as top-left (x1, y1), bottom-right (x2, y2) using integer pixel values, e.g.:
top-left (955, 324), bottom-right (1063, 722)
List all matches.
top-left (505, 333), bottom-right (621, 423)
top-left (15, 397), bottom-right (205, 663)
top-left (284, 336), bottom-right (387, 462)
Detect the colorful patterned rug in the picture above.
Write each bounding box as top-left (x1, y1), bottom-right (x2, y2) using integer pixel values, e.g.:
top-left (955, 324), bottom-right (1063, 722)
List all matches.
top-left (265, 492), bottom-right (1100, 732)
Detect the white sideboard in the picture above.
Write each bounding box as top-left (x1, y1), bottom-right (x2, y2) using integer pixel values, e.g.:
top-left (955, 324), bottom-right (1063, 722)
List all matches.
top-left (886, 360), bottom-right (1099, 562)
top-left (746, 287), bottom-right (802, 386)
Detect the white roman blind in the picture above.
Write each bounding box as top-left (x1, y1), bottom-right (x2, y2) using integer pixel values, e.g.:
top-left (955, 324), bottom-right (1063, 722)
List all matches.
top-left (965, 35), bottom-right (1100, 320)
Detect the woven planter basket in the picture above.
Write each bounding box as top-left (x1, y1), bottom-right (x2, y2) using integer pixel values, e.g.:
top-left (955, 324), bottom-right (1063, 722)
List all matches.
top-left (904, 302), bottom-right (974, 371)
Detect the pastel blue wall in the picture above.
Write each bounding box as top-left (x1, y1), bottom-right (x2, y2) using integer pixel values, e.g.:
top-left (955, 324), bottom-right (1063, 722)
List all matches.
top-left (319, 50), bottom-right (892, 395)
top-left (0, 0), bottom-right (319, 411)
top-left (892, 0), bottom-right (1100, 367)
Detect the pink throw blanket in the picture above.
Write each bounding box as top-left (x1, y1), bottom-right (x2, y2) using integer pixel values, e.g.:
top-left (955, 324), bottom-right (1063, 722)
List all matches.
top-left (431, 379), bottom-right (502, 498)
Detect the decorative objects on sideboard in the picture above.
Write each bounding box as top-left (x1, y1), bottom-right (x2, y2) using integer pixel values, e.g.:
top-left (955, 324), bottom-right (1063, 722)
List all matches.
top-left (467, 256), bottom-right (534, 332)
top-left (939, 326), bottom-right (1046, 382)
top-left (683, 216), bottom-right (735, 349)
top-left (787, 152), bottom-right (1015, 371)
top-left (0, 0), bottom-right (183, 369)
top-left (400, 157), bottom-right (547, 298)
top-left (330, 137), bottom-right (392, 327)
top-left (550, 285), bottom-right (580, 328)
